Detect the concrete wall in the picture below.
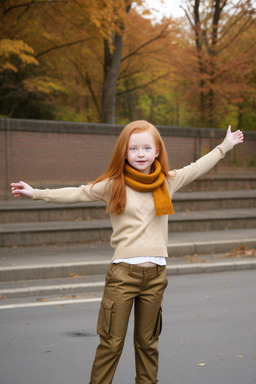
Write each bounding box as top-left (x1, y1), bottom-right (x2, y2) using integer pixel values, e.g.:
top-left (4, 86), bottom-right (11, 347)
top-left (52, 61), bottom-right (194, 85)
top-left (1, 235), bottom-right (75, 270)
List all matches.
top-left (1, 118), bottom-right (255, 200)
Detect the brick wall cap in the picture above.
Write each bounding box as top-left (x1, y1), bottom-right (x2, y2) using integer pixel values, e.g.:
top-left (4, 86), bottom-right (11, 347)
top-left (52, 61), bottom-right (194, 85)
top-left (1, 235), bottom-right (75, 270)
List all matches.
top-left (1, 118), bottom-right (255, 139)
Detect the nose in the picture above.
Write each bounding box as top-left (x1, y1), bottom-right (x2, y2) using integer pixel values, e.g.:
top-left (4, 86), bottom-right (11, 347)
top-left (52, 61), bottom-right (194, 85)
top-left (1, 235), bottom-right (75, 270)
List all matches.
top-left (138, 148), bottom-right (144, 157)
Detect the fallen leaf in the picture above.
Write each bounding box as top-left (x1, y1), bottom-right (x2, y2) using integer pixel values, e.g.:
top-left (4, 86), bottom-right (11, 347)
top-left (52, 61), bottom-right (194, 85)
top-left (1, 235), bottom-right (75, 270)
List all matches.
top-left (72, 295), bottom-right (81, 299)
top-left (37, 298), bottom-right (46, 302)
top-left (68, 273), bottom-right (83, 279)
top-left (198, 361), bottom-right (205, 367)
top-left (236, 355), bottom-right (243, 359)
top-left (0, 296), bottom-right (7, 300)
top-left (226, 245), bottom-right (256, 259)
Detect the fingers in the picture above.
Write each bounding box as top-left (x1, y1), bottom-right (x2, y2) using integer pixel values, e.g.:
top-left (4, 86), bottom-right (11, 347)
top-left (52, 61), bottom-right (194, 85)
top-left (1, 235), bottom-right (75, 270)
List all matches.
top-left (11, 181), bottom-right (25, 198)
top-left (11, 187), bottom-right (22, 198)
top-left (11, 181), bottom-right (24, 188)
top-left (234, 129), bottom-right (244, 140)
top-left (10, 181), bottom-right (34, 199)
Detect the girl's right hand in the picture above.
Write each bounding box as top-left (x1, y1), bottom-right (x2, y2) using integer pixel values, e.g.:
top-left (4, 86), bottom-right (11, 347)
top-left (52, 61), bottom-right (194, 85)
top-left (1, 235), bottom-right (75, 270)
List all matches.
top-left (11, 181), bottom-right (34, 199)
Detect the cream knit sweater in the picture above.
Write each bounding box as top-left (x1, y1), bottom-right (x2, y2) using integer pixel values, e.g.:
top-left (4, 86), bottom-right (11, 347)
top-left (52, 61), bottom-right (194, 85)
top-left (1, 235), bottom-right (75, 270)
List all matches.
top-left (33, 138), bottom-right (233, 261)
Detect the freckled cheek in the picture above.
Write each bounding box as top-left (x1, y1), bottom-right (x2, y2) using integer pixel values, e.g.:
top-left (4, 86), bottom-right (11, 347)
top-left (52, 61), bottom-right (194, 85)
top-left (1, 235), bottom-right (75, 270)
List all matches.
top-left (127, 152), bottom-right (135, 164)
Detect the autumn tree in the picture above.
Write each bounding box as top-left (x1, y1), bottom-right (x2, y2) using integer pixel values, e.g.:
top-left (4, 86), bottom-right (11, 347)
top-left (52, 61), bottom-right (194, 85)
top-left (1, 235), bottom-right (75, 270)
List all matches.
top-left (116, 11), bottom-right (178, 124)
top-left (0, 1), bottom-right (64, 118)
top-left (2, 0), bottom-right (255, 128)
top-left (176, 0), bottom-right (256, 127)
top-left (33, 0), bottom-right (175, 123)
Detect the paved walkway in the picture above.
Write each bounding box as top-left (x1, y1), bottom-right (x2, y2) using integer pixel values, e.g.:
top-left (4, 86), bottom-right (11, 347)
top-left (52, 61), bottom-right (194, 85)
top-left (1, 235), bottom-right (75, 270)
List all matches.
top-left (0, 229), bottom-right (255, 280)
top-left (0, 229), bottom-right (255, 303)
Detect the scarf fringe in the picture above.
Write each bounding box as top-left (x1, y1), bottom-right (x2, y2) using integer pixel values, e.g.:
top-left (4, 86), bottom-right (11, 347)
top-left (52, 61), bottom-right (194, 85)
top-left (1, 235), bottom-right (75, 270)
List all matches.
top-left (155, 205), bottom-right (174, 216)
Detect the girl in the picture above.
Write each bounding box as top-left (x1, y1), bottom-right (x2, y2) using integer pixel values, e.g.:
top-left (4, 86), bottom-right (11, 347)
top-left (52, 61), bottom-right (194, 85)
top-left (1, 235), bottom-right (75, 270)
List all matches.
top-left (11, 121), bottom-right (243, 384)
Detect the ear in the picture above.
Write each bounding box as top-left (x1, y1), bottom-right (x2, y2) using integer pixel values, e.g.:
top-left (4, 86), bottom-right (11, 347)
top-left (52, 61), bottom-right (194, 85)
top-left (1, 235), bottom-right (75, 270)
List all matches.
top-left (155, 148), bottom-right (160, 158)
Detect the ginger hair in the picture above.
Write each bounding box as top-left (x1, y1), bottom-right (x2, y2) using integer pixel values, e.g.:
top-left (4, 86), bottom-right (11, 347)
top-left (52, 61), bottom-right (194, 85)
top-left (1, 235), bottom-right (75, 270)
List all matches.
top-left (91, 120), bottom-right (172, 214)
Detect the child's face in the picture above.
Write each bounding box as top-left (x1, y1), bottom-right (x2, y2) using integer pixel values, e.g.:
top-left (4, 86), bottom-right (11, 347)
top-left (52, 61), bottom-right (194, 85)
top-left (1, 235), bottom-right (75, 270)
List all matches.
top-left (126, 131), bottom-right (159, 174)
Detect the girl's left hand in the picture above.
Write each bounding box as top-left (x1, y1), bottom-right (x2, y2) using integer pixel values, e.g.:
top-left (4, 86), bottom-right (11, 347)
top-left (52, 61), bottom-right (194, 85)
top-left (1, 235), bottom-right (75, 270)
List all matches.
top-left (226, 125), bottom-right (244, 146)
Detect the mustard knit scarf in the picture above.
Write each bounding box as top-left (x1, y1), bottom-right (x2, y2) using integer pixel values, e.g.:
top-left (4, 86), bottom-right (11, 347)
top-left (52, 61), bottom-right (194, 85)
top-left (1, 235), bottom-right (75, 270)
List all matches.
top-left (124, 160), bottom-right (174, 216)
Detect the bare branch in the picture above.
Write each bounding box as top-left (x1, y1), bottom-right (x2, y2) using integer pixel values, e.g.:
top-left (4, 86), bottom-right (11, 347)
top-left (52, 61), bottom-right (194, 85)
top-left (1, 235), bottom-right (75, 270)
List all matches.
top-left (180, 5), bottom-right (195, 30)
top-left (121, 26), bottom-right (169, 63)
top-left (118, 69), bottom-right (141, 80)
top-left (35, 37), bottom-right (95, 58)
top-left (4, 0), bottom-right (66, 14)
top-left (216, 17), bottom-right (255, 55)
top-left (220, 0), bottom-right (228, 12)
top-left (219, 5), bottom-right (255, 43)
top-left (116, 72), bottom-right (169, 97)
top-left (65, 56), bottom-right (100, 115)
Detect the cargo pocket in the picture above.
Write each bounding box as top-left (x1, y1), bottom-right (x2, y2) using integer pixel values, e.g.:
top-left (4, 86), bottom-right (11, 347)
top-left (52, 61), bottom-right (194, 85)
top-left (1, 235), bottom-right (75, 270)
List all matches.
top-left (153, 306), bottom-right (162, 339)
top-left (97, 296), bottom-right (115, 337)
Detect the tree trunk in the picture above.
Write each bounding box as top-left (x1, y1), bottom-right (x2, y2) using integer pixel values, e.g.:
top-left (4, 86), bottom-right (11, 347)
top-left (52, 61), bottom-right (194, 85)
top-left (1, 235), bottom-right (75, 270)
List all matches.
top-left (100, 34), bottom-right (123, 123)
top-left (208, 0), bottom-right (223, 126)
top-left (193, 0), bottom-right (206, 121)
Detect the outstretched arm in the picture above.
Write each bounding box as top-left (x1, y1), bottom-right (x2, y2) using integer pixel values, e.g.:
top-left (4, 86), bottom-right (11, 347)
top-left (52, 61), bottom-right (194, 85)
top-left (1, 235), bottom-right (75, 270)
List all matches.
top-left (225, 125), bottom-right (244, 146)
top-left (11, 179), bottom-right (110, 204)
top-left (11, 181), bottom-right (34, 198)
top-left (168, 125), bottom-right (244, 194)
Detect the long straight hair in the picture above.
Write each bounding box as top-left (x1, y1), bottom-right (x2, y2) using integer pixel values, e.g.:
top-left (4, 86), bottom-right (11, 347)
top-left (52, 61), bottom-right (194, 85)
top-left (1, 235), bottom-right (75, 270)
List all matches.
top-left (91, 120), bottom-right (173, 214)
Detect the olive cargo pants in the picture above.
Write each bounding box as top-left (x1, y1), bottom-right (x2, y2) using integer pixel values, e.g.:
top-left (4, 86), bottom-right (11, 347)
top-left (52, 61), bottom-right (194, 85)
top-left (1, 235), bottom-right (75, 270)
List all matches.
top-left (88, 262), bottom-right (168, 384)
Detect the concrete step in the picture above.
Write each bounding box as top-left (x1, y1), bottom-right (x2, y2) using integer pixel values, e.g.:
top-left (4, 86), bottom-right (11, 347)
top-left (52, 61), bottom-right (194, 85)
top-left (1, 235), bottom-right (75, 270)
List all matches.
top-left (0, 219), bottom-right (111, 246)
top-left (179, 173), bottom-right (256, 191)
top-left (1, 258), bottom-right (256, 301)
top-left (0, 229), bottom-right (255, 282)
top-left (1, 190), bottom-right (256, 223)
top-left (0, 200), bottom-right (107, 223)
top-left (0, 208), bottom-right (255, 247)
top-left (170, 208), bottom-right (256, 232)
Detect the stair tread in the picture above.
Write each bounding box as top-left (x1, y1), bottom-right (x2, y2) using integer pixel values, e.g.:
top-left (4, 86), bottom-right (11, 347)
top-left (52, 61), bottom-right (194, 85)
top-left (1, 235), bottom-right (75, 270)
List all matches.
top-left (1, 190), bottom-right (256, 211)
top-left (0, 228), bottom-right (255, 269)
top-left (1, 208), bottom-right (256, 233)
